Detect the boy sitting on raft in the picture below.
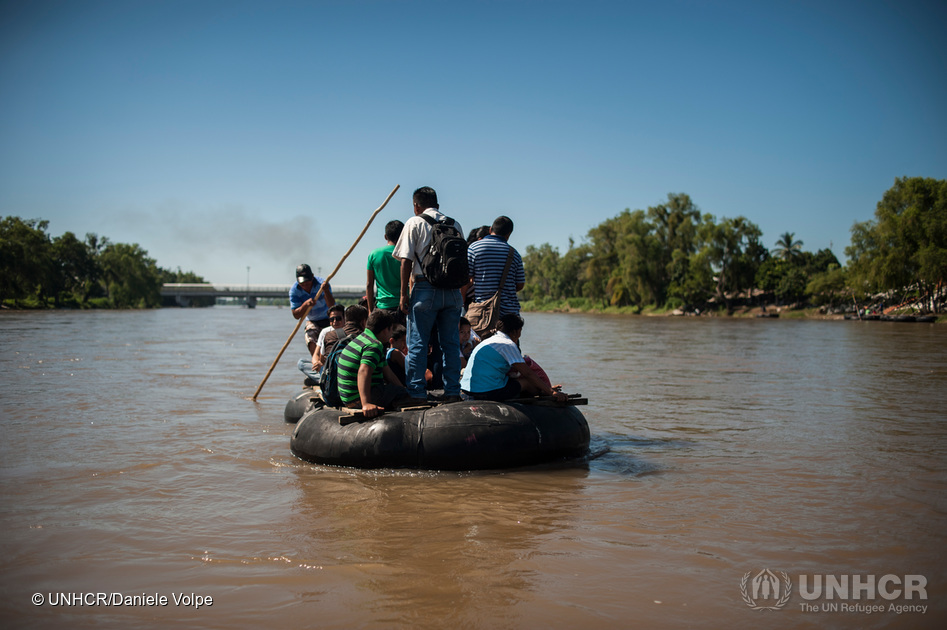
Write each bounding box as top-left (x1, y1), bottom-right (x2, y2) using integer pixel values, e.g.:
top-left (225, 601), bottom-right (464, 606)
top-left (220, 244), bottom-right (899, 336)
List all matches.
top-left (386, 325), bottom-right (434, 390)
top-left (459, 316), bottom-right (480, 369)
top-left (337, 310), bottom-right (410, 418)
top-left (460, 313), bottom-right (567, 403)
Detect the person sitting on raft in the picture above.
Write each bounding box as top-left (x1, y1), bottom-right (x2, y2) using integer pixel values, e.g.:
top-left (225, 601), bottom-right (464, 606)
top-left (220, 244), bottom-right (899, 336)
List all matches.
top-left (459, 316), bottom-right (480, 369)
top-left (337, 310), bottom-right (409, 418)
top-left (323, 304), bottom-right (368, 358)
top-left (386, 324), bottom-right (409, 387)
top-left (460, 313), bottom-right (568, 403)
top-left (308, 304), bottom-right (346, 374)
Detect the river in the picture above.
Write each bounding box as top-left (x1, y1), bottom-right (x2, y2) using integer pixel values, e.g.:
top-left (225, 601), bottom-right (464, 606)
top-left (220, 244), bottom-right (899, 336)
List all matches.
top-left (1, 308), bottom-right (945, 629)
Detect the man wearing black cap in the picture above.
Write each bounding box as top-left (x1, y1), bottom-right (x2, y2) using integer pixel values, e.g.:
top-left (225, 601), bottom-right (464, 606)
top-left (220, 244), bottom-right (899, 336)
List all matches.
top-left (290, 263), bottom-right (336, 358)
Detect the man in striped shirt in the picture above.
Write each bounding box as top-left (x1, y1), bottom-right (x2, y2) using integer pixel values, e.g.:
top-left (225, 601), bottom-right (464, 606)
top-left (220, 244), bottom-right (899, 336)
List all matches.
top-left (337, 310), bottom-right (407, 418)
top-left (466, 216), bottom-right (526, 317)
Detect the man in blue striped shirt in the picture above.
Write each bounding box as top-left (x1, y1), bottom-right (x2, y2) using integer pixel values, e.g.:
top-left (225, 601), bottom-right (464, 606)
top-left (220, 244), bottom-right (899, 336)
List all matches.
top-left (466, 216), bottom-right (526, 316)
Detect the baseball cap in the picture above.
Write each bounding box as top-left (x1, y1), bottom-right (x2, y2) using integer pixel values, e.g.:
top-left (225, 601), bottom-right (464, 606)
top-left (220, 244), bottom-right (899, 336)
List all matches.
top-left (296, 263), bottom-right (314, 283)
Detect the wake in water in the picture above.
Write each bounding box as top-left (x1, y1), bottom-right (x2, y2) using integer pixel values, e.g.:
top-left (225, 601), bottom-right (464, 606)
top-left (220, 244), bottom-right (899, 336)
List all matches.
top-left (586, 433), bottom-right (696, 477)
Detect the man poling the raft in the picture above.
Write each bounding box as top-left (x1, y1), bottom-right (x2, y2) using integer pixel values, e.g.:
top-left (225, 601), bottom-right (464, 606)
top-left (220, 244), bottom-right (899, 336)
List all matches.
top-left (251, 185), bottom-right (401, 402)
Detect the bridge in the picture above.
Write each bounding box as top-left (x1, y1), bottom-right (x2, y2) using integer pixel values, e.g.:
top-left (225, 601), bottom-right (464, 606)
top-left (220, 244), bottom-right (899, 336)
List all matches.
top-left (160, 283), bottom-right (366, 307)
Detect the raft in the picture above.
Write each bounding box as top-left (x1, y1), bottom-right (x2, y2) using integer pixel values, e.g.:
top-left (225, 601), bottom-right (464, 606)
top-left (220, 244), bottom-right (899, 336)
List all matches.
top-left (290, 399), bottom-right (590, 471)
top-left (284, 388), bottom-right (320, 423)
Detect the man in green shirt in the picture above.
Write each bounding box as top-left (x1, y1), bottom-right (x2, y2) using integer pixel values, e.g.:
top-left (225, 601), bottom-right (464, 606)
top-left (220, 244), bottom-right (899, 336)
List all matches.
top-left (337, 309), bottom-right (407, 418)
top-left (366, 220), bottom-right (404, 318)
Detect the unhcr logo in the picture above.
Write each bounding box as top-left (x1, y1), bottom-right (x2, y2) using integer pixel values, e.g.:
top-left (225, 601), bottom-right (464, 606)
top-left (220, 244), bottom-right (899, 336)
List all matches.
top-left (740, 570), bottom-right (929, 614)
top-left (740, 569), bottom-right (792, 610)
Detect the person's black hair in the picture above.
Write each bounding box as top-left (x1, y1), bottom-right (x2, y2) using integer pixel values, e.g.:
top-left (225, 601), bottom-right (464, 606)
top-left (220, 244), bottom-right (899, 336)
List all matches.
top-left (459, 316), bottom-right (470, 327)
top-left (344, 304), bottom-right (368, 325)
top-left (496, 313), bottom-right (524, 335)
top-left (367, 309), bottom-right (394, 335)
top-left (491, 216), bottom-right (514, 240)
top-left (385, 219), bottom-right (404, 243)
top-left (413, 186), bottom-right (438, 209)
top-left (328, 304), bottom-right (345, 317)
top-left (390, 324), bottom-right (407, 341)
top-left (467, 225), bottom-right (490, 244)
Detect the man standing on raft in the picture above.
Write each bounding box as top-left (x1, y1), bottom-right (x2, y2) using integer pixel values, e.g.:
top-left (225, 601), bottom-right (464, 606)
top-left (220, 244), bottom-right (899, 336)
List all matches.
top-left (392, 186), bottom-right (464, 406)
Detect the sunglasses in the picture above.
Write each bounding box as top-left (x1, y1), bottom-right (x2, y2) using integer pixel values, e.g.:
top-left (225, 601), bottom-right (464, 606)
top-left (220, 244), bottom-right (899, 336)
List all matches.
top-left (329, 316), bottom-right (343, 322)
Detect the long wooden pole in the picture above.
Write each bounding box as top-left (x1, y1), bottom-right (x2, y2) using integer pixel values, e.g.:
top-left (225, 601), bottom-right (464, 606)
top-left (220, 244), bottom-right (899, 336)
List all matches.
top-left (250, 184), bottom-right (400, 401)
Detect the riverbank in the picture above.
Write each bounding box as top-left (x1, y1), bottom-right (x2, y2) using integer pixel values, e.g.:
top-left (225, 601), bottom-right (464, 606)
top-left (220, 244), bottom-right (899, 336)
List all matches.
top-left (520, 299), bottom-right (942, 322)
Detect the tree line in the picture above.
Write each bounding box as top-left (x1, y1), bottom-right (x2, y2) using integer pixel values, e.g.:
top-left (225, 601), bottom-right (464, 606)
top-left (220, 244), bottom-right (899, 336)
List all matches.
top-left (521, 177), bottom-right (946, 314)
top-left (0, 217), bottom-right (206, 308)
top-left (4, 176), bottom-right (943, 312)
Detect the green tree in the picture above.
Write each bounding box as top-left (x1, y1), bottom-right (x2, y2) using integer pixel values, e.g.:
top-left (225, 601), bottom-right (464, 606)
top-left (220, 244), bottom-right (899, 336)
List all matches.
top-left (772, 231), bottom-right (804, 261)
top-left (561, 241), bottom-right (592, 301)
top-left (776, 267), bottom-right (808, 304)
top-left (846, 176), bottom-right (947, 311)
top-left (698, 216), bottom-right (765, 313)
top-left (0, 216), bottom-right (53, 306)
top-left (612, 209), bottom-right (664, 308)
top-left (647, 193), bottom-right (703, 306)
top-left (675, 248), bottom-right (715, 308)
top-left (804, 248), bottom-right (841, 275)
top-left (522, 243), bottom-right (562, 303)
top-left (158, 267), bottom-right (207, 284)
top-left (584, 212), bottom-right (628, 307)
top-left (99, 242), bottom-right (162, 308)
top-left (50, 231), bottom-right (101, 306)
top-left (755, 258), bottom-right (789, 295)
top-left (806, 264), bottom-right (847, 307)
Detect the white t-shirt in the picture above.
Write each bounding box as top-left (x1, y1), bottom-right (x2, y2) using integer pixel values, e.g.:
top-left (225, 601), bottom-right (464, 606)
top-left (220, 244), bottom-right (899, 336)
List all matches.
top-left (317, 324), bottom-right (345, 354)
top-left (391, 208), bottom-right (464, 277)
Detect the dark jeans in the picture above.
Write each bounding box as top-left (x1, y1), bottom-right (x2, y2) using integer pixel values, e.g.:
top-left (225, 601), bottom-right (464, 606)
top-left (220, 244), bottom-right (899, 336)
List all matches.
top-left (372, 383), bottom-right (409, 409)
top-left (461, 378), bottom-right (521, 402)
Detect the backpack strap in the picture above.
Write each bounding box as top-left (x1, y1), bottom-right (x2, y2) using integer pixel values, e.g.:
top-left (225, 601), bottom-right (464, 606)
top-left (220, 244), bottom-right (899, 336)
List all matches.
top-left (419, 213), bottom-right (455, 228)
top-left (499, 246), bottom-right (515, 288)
top-left (416, 213), bottom-right (437, 263)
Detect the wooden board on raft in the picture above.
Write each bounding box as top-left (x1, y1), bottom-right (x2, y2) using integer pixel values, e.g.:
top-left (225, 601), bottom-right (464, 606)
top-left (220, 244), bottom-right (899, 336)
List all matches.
top-left (338, 394), bottom-right (588, 424)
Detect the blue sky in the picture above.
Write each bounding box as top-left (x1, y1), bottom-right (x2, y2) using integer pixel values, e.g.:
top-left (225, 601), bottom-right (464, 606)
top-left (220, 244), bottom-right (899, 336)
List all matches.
top-left (2, 0), bottom-right (945, 287)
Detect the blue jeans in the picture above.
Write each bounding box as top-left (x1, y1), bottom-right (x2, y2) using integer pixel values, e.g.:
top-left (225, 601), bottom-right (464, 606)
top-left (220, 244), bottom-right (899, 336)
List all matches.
top-left (406, 280), bottom-right (462, 397)
top-left (297, 358), bottom-right (321, 382)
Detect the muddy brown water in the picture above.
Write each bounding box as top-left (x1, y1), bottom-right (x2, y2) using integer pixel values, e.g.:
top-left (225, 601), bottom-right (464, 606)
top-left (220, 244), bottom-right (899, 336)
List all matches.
top-left (1, 308), bottom-right (945, 629)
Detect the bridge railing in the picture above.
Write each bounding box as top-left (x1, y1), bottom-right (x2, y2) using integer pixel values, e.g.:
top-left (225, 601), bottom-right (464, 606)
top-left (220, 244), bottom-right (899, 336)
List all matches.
top-left (160, 283), bottom-right (366, 297)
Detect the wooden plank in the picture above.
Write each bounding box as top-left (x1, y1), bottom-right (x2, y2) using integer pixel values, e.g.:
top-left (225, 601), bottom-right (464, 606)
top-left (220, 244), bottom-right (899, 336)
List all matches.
top-left (336, 395), bottom-right (589, 425)
top-left (505, 394), bottom-right (588, 406)
top-left (339, 408), bottom-right (371, 425)
top-left (529, 397), bottom-right (588, 407)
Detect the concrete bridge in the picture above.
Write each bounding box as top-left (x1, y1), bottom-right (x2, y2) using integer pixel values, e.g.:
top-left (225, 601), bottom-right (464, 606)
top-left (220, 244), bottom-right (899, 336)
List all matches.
top-left (160, 283), bottom-right (366, 307)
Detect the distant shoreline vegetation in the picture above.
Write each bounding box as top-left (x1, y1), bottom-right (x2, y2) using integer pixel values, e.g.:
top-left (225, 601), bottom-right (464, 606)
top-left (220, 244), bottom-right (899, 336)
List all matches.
top-left (520, 176), bottom-right (946, 318)
top-left (3, 177), bottom-right (944, 315)
top-left (0, 218), bottom-right (210, 309)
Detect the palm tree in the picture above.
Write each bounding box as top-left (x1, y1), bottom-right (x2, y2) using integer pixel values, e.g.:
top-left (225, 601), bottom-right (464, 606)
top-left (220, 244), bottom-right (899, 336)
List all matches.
top-left (772, 232), bottom-right (803, 261)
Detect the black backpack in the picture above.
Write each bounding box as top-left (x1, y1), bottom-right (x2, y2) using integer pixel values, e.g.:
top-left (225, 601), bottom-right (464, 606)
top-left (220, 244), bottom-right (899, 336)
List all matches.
top-left (320, 334), bottom-right (355, 408)
top-left (419, 214), bottom-right (469, 289)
